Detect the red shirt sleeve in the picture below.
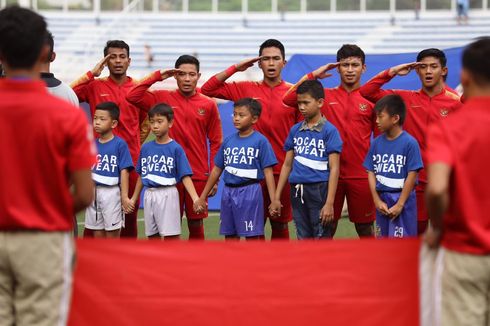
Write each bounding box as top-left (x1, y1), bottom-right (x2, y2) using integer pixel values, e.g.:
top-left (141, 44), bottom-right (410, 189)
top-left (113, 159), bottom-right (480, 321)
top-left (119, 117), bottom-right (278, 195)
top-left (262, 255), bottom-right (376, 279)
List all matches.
top-left (125, 70), bottom-right (161, 112)
top-left (427, 121), bottom-right (454, 167)
top-left (206, 101), bottom-right (223, 171)
top-left (67, 110), bottom-right (97, 171)
top-left (359, 69), bottom-right (396, 103)
top-left (71, 71), bottom-right (95, 103)
top-left (282, 73), bottom-right (315, 108)
top-left (200, 75), bottom-right (245, 101)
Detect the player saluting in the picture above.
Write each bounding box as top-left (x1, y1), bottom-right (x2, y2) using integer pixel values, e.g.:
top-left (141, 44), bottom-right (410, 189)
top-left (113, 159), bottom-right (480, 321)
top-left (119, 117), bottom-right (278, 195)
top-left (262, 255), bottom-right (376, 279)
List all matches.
top-left (283, 45), bottom-right (377, 238)
top-left (201, 39), bottom-right (300, 239)
top-left (71, 40), bottom-right (146, 238)
top-left (126, 55), bottom-right (222, 240)
top-left (359, 48), bottom-right (462, 235)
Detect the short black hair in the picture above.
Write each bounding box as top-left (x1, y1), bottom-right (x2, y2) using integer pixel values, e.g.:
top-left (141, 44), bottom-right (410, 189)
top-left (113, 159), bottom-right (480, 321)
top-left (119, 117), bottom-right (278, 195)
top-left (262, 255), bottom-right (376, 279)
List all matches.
top-left (416, 48), bottom-right (447, 67)
top-left (259, 39), bottom-right (285, 59)
top-left (462, 37), bottom-right (490, 85)
top-left (148, 103), bottom-right (174, 121)
top-left (0, 6), bottom-right (47, 69)
top-left (95, 101), bottom-right (120, 121)
top-left (104, 40), bottom-right (130, 57)
top-left (44, 30), bottom-right (54, 63)
top-left (375, 95), bottom-right (406, 126)
top-left (234, 98), bottom-right (262, 117)
top-left (175, 54), bottom-right (200, 72)
top-left (296, 80), bottom-right (325, 100)
top-left (337, 44), bottom-right (365, 64)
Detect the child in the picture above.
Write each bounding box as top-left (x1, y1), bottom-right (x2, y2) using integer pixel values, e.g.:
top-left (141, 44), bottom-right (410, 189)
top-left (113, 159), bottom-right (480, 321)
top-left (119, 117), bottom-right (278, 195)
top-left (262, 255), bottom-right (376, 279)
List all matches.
top-left (129, 103), bottom-right (199, 239)
top-left (85, 101), bottom-right (133, 238)
top-left (271, 80), bottom-right (342, 239)
top-left (363, 94), bottom-right (423, 238)
top-left (194, 98), bottom-right (277, 240)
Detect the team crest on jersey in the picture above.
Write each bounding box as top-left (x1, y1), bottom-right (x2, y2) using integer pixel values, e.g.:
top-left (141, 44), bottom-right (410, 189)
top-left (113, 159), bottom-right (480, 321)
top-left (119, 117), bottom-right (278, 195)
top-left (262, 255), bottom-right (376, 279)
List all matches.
top-left (197, 108), bottom-right (206, 115)
top-left (440, 108), bottom-right (449, 117)
top-left (359, 103), bottom-right (368, 112)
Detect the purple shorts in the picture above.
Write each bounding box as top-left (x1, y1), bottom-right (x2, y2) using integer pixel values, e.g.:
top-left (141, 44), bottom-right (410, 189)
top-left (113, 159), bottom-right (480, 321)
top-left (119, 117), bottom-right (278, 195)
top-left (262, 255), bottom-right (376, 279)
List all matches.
top-left (220, 182), bottom-right (264, 237)
top-left (376, 190), bottom-right (417, 238)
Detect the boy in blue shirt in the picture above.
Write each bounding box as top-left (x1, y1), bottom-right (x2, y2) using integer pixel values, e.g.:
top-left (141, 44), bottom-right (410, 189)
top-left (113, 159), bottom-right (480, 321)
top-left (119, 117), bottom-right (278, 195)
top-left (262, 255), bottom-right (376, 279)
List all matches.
top-left (129, 103), bottom-right (200, 239)
top-left (271, 80), bottom-right (342, 239)
top-left (363, 94), bottom-right (423, 238)
top-left (85, 101), bottom-right (134, 238)
top-left (194, 98), bottom-right (277, 240)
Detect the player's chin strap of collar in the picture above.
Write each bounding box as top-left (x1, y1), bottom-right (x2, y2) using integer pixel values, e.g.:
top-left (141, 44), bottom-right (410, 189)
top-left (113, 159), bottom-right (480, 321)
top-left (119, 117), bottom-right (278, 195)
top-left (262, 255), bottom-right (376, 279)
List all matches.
top-left (294, 184), bottom-right (304, 204)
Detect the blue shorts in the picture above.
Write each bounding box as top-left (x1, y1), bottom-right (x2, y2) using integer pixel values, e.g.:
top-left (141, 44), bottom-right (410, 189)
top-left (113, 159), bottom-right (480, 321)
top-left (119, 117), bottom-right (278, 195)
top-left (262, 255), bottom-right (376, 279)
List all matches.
top-left (290, 182), bottom-right (333, 239)
top-left (220, 182), bottom-right (264, 237)
top-left (376, 191), bottom-right (417, 238)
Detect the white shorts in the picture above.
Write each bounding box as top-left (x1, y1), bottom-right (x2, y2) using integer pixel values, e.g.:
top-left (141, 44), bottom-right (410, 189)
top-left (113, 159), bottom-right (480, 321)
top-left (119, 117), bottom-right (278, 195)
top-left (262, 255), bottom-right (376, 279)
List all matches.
top-left (85, 186), bottom-right (124, 231)
top-left (144, 186), bottom-right (181, 237)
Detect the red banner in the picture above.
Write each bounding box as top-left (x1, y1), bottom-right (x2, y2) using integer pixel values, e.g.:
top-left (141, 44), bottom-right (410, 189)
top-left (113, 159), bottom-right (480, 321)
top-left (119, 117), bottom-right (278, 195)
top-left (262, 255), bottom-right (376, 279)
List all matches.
top-left (69, 238), bottom-right (420, 326)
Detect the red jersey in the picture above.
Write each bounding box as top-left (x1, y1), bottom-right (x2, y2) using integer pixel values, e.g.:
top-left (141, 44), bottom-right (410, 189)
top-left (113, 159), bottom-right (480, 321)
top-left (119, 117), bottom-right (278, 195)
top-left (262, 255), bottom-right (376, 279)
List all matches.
top-left (283, 74), bottom-right (376, 180)
top-left (0, 79), bottom-right (95, 231)
top-left (427, 97), bottom-right (490, 254)
top-left (359, 69), bottom-right (462, 183)
top-left (201, 75), bottom-right (300, 175)
top-left (126, 71), bottom-right (223, 181)
top-left (72, 71), bottom-right (142, 163)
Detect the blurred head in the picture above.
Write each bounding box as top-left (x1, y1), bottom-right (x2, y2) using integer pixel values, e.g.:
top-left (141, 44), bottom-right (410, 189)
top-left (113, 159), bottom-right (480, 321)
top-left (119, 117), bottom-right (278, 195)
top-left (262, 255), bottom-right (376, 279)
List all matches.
top-left (148, 103), bottom-right (174, 138)
top-left (336, 44), bottom-right (366, 87)
top-left (258, 39), bottom-right (286, 81)
top-left (0, 6), bottom-right (47, 72)
top-left (104, 40), bottom-right (131, 77)
top-left (296, 80), bottom-right (324, 120)
top-left (174, 55), bottom-right (201, 96)
top-left (44, 30), bottom-right (55, 63)
top-left (460, 37), bottom-right (490, 98)
top-left (374, 95), bottom-right (406, 132)
top-left (94, 101), bottom-right (119, 135)
top-left (233, 98), bottom-right (261, 132)
top-left (416, 48), bottom-right (447, 89)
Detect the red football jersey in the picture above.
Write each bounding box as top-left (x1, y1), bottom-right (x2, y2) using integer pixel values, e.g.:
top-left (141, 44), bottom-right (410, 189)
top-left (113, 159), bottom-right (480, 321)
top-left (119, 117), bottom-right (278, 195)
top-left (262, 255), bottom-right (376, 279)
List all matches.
top-left (126, 71), bottom-right (223, 181)
top-left (427, 97), bottom-right (490, 254)
top-left (359, 69), bottom-right (462, 183)
top-left (0, 79), bottom-right (95, 231)
top-left (201, 75), bottom-right (300, 175)
top-left (283, 74), bottom-right (376, 180)
top-left (72, 71), bottom-right (142, 164)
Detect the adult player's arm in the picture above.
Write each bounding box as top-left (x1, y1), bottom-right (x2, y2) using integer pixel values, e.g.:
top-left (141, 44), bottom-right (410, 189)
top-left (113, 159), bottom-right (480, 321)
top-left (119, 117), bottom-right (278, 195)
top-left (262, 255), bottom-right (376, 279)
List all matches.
top-left (425, 163), bottom-right (450, 246)
top-left (70, 54), bottom-right (110, 102)
top-left (388, 171), bottom-right (417, 219)
top-left (200, 57), bottom-right (260, 100)
top-left (125, 70), bottom-right (165, 112)
top-left (425, 122), bottom-right (453, 246)
top-left (320, 152), bottom-right (339, 225)
top-left (71, 169), bottom-right (94, 213)
top-left (282, 74), bottom-right (310, 107)
top-left (359, 69), bottom-right (397, 103)
top-left (367, 171), bottom-right (390, 216)
top-left (270, 150), bottom-right (293, 215)
top-left (206, 102), bottom-right (224, 174)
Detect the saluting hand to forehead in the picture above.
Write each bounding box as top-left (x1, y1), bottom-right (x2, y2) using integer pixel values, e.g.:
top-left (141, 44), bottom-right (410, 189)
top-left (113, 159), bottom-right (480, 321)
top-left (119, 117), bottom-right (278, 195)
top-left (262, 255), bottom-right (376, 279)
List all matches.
top-left (234, 56), bottom-right (262, 72)
top-left (312, 62), bottom-right (341, 79)
top-left (159, 68), bottom-right (183, 80)
top-left (389, 62), bottom-right (423, 77)
top-left (91, 54), bottom-right (111, 77)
